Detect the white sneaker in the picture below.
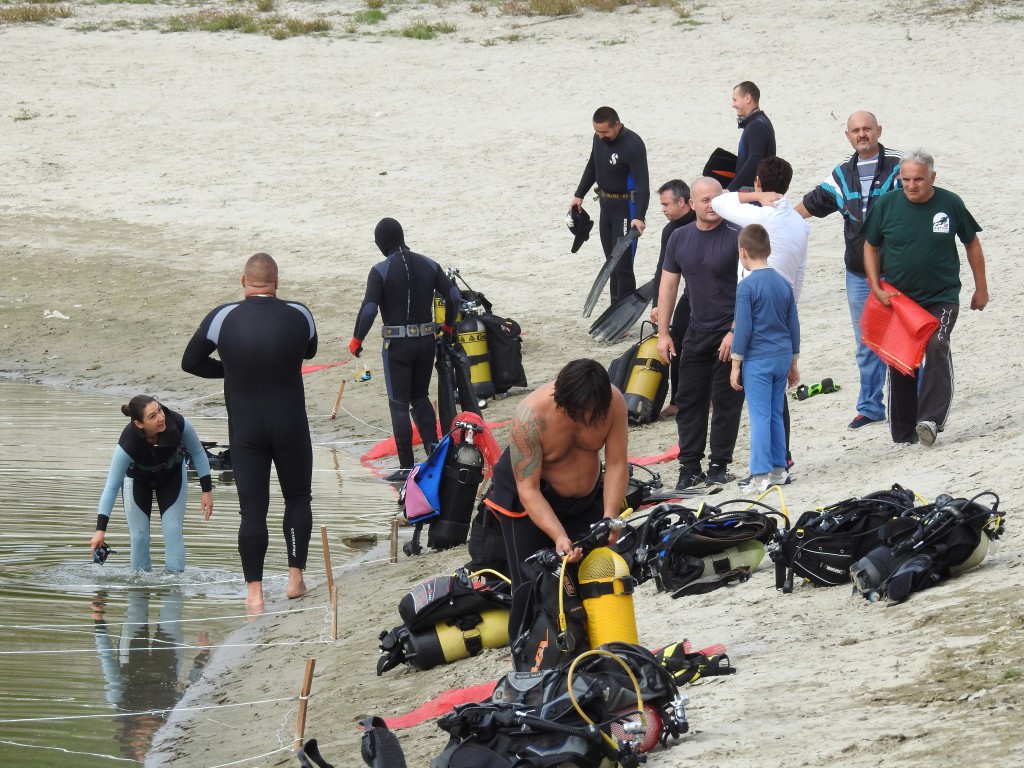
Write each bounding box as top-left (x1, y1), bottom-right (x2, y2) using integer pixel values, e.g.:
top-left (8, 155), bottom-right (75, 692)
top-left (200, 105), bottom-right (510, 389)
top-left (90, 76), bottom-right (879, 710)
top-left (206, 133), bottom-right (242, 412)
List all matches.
top-left (738, 473), bottom-right (771, 493)
top-left (915, 420), bottom-right (938, 446)
top-left (769, 467), bottom-right (791, 486)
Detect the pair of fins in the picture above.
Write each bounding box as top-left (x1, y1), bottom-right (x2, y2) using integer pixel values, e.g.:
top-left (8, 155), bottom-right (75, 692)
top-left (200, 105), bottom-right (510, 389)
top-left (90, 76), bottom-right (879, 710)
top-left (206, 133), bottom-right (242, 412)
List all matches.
top-left (589, 279), bottom-right (654, 343)
top-left (582, 227), bottom-right (640, 318)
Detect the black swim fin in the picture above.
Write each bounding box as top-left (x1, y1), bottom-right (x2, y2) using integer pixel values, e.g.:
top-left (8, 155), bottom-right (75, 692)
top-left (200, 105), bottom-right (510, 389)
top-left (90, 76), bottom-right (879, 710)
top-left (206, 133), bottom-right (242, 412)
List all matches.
top-left (360, 716), bottom-right (407, 768)
top-left (582, 227), bottom-right (640, 318)
top-left (296, 738), bottom-right (334, 768)
top-left (588, 279), bottom-right (654, 343)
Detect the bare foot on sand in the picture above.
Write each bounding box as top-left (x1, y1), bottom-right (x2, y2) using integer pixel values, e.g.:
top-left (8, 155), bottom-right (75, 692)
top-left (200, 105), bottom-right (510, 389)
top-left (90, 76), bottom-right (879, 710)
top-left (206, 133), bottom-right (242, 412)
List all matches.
top-left (245, 582), bottom-right (265, 621)
top-left (287, 567), bottom-right (308, 599)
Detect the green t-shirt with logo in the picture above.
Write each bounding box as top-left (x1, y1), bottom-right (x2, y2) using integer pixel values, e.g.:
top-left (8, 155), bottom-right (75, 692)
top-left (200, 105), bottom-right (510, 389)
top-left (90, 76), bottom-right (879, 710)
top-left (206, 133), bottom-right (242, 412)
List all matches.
top-left (862, 186), bottom-right (981, 307)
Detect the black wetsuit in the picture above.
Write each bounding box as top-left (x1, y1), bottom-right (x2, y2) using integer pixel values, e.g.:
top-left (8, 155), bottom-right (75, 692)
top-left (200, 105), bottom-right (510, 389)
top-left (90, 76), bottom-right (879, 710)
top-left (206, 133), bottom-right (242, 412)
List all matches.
top-left (353, 218), bottom-right (460, 471)
top-left (181, 295), bottom-right (317, 583)
top-left (483, 448), bottom-right (603, 592)
top-left (574, 126), bottom-right (650, 303)
top-left (652, 210), bottom-right (697, 402)
top-left (730, 110), bottom-right (776, 192)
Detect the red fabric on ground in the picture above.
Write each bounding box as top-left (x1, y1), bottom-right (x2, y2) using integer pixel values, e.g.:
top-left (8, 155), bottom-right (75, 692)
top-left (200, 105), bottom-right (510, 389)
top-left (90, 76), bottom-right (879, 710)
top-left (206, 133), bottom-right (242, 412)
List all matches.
top-left (300, 360), bottom-right (349, 374)
top-left (629, 445), bottom-right (679, 466)
top-left (860, 281), bottom-right (939, 376)
top-left (384, 680), bottom-right (498, 730)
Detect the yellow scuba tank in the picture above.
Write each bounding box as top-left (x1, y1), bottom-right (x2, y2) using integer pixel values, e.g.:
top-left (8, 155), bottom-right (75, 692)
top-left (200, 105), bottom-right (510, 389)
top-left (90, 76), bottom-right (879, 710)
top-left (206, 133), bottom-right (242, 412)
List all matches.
top-left (623, 322), bottom-right (668, 425)
top-left (457, 314), bottom-right (496, 400)
top-left (404, 608), bottom-right (509, 670)
top-left (577, 546), bottom-right (638, 647)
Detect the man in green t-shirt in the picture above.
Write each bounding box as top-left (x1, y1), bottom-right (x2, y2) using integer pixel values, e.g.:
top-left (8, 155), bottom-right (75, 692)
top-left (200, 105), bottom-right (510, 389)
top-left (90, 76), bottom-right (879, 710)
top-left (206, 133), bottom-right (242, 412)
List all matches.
top-left (862, 149), bottom-right (988, 446)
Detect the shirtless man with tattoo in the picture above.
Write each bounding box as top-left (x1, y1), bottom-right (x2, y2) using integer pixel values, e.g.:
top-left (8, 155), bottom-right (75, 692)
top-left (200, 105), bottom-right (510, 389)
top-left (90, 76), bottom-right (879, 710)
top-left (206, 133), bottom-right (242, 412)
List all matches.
top-left (481, 358), bottom-right (629, 589)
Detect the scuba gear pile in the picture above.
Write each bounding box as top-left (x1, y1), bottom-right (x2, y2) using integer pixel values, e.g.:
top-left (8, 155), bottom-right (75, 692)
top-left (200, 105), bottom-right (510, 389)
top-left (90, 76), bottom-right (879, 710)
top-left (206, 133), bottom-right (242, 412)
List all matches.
top-left (509, 517), bottom-right (634, 673)
top-left (403, 417), bottom-right (488, 557)
top-left (432, 641), bottom-right (687, 768)
top-left (606, 322), bottom-right (669, 426)
top-left (850, 491), bottom-right (1004, 603)
top-left (768, 484), bottom-right (917, 593)
top-left (377, 567), bottom-right (513, 674)
top-left (184, 440), bottom-right (231, 473)
top-left (623, 501), bottom-right (784, 597)
top-left (441, 267), bottom-right (527, 403)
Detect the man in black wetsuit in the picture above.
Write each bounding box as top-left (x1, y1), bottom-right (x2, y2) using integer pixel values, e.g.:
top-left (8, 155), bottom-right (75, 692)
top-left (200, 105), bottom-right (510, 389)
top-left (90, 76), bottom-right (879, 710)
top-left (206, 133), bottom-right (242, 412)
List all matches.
top-left (730, 81), bottom-right (776, 192)
top-left (181, 253), bottom-right (317, 613)
top-left (349, 218), bottom-right (461, 482)
top-left (650, 179), bottom-right (696, 419)
top-left (571, 106), bottom-right (650, 304)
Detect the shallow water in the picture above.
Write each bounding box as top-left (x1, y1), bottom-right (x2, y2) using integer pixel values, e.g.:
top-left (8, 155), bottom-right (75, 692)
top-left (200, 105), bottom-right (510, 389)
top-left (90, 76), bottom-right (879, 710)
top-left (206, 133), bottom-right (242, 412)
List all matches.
top-left (0, 380), bottom-right (398, 766)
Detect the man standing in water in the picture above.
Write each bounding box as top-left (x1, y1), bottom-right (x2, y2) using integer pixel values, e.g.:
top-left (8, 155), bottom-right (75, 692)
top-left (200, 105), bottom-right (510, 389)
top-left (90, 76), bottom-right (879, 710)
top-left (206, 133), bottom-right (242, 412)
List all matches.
top-left (182, 253), bottom-right (317, 612)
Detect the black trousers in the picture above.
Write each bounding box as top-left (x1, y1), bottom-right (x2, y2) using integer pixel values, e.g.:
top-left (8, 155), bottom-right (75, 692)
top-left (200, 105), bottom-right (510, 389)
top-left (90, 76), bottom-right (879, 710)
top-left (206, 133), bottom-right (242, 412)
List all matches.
top-left (674, 327), bottom-right (746, 471)
top-left (382, 335), bottom-right (439, 468)
top-left (667, 292), bottom-right (690, 403)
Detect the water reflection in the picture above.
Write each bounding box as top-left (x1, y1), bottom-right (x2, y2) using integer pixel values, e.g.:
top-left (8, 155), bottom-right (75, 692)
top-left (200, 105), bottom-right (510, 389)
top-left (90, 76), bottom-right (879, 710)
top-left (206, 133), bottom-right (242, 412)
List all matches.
top-left (0, 380), bottom-right (398, 765)
top-left (92, 589), bottom-right (212, 762)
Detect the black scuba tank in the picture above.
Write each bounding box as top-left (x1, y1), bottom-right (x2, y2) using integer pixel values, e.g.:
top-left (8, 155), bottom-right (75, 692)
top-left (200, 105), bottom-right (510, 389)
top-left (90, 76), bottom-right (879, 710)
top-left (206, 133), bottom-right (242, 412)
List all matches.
top-left (428, 422), bottom-right (485, 550)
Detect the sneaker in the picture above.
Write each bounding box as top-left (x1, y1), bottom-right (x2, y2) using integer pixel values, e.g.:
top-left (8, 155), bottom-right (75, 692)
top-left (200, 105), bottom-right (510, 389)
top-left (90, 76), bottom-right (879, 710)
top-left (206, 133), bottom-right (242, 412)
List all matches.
top-left (848, 414), bottom-right (881, 429)
top-left (769, 467), bottom-right (791, 486)
top-left (738, 473), bottom-right (771, 493)
top-left (915, 420), bottom-right (938, 446)
top-left (705, 463), bottom-right (731, 485)
top-left (676, 467), bottom-right (706, 491)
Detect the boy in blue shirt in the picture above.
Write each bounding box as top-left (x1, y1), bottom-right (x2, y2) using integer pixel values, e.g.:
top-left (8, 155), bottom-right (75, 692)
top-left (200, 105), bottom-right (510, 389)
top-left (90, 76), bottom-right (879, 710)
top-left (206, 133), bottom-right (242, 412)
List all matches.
top-left (730, 224), bottom-right (801, 493)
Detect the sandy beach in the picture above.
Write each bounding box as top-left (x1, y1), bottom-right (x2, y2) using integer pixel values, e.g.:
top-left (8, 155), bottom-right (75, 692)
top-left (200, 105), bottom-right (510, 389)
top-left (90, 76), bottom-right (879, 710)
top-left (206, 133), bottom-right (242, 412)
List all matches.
top-left (3, 0), bottom-right (1024, 765)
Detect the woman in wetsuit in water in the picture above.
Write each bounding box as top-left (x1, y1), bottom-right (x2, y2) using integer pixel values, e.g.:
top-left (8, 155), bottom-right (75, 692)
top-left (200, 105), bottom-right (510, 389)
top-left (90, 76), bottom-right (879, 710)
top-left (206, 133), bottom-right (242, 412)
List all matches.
top-left (90, 395), bottom-right (213, 572)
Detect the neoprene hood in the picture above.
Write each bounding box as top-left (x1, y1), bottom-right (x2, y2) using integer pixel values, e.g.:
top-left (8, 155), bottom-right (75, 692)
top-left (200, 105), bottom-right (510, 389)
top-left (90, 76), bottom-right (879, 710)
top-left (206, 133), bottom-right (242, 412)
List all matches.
top-left (375, 217), bottom-right (406, 255)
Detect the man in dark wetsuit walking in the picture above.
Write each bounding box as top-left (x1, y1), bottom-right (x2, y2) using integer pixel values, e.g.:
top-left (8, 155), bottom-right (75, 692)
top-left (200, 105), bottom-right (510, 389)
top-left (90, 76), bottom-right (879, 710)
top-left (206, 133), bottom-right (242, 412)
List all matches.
top-left (182, 253), bottom-right (317, 612)
top-left (729, 81), bottom-right (776, 192)
top-left (481, 358), bottom-right (629, 592)
top-left (349, 218), bottom-right (461, 481)
top-left (571, 106), bottom-right (650, 304)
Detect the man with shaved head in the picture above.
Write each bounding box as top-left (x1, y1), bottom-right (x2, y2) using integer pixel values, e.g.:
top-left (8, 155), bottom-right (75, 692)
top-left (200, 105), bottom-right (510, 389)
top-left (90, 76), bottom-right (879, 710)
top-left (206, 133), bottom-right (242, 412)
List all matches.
top-left (796, 111), bottom-right (902, 431)
top-left (182, 252), bottom-right (318, 613)
top-left (656, 177), bottom-right (744, 490)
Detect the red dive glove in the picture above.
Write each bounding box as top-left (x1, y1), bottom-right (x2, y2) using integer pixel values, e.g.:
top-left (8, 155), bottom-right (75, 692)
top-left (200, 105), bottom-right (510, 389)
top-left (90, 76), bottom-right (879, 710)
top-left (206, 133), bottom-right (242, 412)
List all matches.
top-left (349, 337), bottom-right (363, 358)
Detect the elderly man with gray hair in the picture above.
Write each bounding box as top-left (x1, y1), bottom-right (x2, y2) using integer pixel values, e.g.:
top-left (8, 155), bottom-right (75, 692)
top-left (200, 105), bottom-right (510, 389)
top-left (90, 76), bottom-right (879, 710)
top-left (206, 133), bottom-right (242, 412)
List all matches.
top-left (861, 149), bottom-right (988, 446)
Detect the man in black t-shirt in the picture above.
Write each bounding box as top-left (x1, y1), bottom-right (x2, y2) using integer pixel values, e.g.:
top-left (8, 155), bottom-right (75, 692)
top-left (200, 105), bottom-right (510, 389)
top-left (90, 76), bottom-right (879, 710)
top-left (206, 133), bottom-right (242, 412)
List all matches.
top-left (656, 177), bottom-right (744, 490)
top-left (571, 106), bottom-right (650, 304)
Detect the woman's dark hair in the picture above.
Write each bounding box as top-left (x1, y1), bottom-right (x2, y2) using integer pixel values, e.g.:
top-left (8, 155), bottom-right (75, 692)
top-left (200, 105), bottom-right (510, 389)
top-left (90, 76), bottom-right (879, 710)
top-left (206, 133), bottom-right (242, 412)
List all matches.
top-left (122, 395), bottom-right (157, 422)
top-left (553, 359), bottom-right (612, 427)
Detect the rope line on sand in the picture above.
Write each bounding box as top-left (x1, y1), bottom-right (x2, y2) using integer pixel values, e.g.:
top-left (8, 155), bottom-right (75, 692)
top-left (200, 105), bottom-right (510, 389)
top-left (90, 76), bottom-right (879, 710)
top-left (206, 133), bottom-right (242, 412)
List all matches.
top-left (335, 403), bottom-right (391, 435)
top-left (0, 695), bottom-right (299, 724)
top-left (208, 745), bottom-right (296, 768)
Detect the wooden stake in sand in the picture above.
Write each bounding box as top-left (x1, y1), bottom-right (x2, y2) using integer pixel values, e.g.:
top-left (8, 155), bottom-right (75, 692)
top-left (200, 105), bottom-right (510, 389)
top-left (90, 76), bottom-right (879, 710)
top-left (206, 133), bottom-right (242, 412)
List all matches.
top-left (320, 526), bottom-right (337, 640)
top-left (293, 657), bottom-right (316, 750)
top-left (330, 379), bottom-right (346, 419)
top-left (390, 516), bottom-right (400, 564)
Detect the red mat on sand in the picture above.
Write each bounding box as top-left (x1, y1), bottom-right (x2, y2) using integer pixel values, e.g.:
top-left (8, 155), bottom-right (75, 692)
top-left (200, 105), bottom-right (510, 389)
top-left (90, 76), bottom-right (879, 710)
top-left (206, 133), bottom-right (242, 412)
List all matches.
top-left (361, 419), bottom-right (510, 461)
top-left (629, 445), bottom-right (679, 466)
top-left (301, 360), bottom-right (349, 374)
top-left (860, 281), bottom-right (939, 376)
top-left (385, 680), bottom-right (498, 730)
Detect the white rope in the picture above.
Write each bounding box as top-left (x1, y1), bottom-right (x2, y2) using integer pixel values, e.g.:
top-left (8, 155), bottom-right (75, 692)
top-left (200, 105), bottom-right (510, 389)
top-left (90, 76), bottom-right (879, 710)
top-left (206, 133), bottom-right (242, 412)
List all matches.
top-left (0, 695), bottom-right (298, 724)
top-left (208, 745), bottom-right (295, 768)
top-left (0, 603), bottom-right (326, 632)
top-left (0, 739), bottom-right (139, 763)
top-left (334, 403), bottom-right (391, 435)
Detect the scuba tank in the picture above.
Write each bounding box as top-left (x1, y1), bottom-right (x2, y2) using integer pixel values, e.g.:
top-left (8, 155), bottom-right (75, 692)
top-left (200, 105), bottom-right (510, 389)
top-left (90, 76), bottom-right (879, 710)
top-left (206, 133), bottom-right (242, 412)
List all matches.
top-left (622, 322), bottom-right (669, 425)
top-left (577, 547), bottom-right (638, 647)
top-left (400, 608), bottom-right (509, 671)
top-left (428, 420), bottom-right (486, 551)
top-left (457, 314), bottom-right (496, 401)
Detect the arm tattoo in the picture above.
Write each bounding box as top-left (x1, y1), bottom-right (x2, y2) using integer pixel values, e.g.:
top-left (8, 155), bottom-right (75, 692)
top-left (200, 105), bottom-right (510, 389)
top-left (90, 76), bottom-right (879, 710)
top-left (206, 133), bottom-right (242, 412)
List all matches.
top-left (510, 405), bottom-right (545, 481)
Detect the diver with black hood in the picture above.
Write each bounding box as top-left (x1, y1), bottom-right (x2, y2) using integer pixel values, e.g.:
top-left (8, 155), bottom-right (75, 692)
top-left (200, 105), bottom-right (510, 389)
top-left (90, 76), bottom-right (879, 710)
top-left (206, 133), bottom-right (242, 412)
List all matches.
top-left (350, 218), bottom-right (462, 482)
